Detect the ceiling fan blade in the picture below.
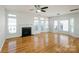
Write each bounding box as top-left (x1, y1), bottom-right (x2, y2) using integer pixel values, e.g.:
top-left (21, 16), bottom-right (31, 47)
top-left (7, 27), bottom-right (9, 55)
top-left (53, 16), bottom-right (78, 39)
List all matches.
top-left (34, 5), bottom-right (40, 8)
top-left (41, 9), bottom-right (46, 12)
top-left (70, 8), bottom-right (79, 12)
top-left (41, 7), bottom-right (48, 9)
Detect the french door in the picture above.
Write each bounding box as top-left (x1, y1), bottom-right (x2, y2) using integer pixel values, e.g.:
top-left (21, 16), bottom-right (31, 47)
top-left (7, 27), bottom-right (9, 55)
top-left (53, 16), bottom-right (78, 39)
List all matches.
top-left (54, 20), bottom-right (69, 32)
top-left (34, 19), bottom-right (49, 34)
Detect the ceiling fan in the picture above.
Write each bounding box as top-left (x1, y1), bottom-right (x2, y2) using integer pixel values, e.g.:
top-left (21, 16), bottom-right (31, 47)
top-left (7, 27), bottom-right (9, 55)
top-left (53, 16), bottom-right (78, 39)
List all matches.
top-left (30, 5), bottom-right (48, 13)
top-left (34, 5), bottom-right (48, 13)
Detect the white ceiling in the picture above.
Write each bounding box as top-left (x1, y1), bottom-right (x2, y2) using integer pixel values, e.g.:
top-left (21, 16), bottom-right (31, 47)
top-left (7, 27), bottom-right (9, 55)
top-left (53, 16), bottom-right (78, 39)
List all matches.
top-left (2, 5), bottom-right (79, 17)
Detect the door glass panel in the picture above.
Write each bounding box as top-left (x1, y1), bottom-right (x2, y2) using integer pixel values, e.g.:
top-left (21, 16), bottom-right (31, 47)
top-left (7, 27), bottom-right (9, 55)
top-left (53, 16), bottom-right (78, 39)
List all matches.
top-left (54, 20), bottom-right (58, 31)
top-left (70, 18), bottom-right (74, 33)
top-left (59, 20), bottom-right (68, 32)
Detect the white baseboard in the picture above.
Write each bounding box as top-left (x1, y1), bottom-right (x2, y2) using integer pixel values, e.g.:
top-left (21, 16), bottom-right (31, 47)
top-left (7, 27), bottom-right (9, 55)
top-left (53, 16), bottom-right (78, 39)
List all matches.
top-left (69, 34), bottom-right (79, 38)
top-left (52, 32), bottom-right (79, 38)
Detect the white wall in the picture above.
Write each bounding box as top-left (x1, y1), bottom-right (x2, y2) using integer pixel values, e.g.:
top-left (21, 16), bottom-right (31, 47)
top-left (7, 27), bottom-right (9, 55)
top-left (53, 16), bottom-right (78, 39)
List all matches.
top-left (49, 12), bottom-right (79, 37)
top-left (6, 10), bottom-right (50, 39)
top-left (0, 7), bottom-right (6, 49)
top-left (48, 17), bottom-right (54, 32)
top-left (6, 10), bottom-right (34, 38)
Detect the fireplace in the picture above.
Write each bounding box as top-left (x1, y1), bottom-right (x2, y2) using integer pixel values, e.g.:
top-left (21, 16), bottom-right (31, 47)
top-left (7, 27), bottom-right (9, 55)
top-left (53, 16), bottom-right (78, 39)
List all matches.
top-left (22, 27), bottom-right (31, 37)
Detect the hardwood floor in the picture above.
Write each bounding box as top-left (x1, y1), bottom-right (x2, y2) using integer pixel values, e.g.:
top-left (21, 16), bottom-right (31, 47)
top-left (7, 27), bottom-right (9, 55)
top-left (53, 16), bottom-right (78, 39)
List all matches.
top-left (1, 32), bottom-right (79, 53)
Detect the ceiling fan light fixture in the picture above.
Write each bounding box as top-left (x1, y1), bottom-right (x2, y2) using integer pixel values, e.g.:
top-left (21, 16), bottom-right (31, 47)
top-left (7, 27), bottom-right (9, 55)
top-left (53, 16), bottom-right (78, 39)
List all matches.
top-left (36, 9), bottom-right (41, 13)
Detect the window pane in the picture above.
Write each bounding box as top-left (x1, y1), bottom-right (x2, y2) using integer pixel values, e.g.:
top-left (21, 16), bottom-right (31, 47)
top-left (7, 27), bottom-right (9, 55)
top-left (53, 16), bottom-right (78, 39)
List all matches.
top-left (34, 20), bottom-right (40, 32)
top-left (70, 18), bottom-right (74, 33)
top-left (60, 20), bottom-right (68, 32)
top-left (45, 21), bottom-right (48, 28)
top-left (8, 18), bottom-right (16, 25)
top-left (54, 20), bottom-right (58, 30)
top-left (8, 26), bottom-right (16, 33)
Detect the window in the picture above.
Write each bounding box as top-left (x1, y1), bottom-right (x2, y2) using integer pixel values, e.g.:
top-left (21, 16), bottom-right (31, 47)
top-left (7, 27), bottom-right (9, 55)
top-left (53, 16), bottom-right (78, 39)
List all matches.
top-left (8, 14), bottom-right (16, 34)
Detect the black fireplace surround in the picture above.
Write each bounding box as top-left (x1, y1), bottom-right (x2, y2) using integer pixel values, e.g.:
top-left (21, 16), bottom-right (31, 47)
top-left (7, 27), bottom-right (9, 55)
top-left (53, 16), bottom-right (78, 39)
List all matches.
top-left (22, 27), bottom-right (31, 37)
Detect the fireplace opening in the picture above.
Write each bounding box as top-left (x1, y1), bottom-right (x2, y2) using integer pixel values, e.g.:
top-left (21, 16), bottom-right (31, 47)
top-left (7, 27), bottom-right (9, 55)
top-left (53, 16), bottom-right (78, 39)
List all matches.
top-left (22, 27), bottom-right (31, 37)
